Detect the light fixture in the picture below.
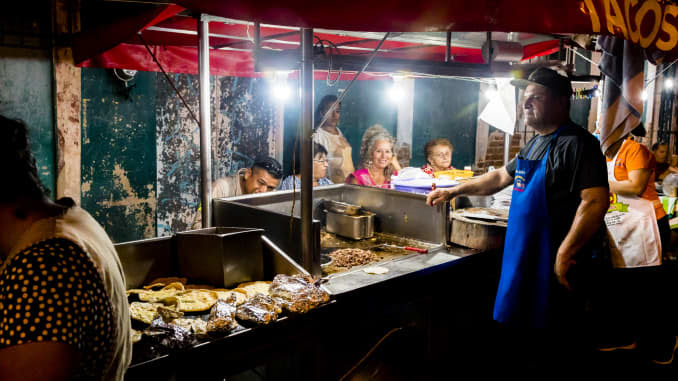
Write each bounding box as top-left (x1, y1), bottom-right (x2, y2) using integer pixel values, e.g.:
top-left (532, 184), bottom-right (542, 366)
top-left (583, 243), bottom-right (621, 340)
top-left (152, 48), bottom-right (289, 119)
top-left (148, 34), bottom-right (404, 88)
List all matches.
top-left (641, 90), bottom-right (648, 101)
top-left (271, 83), bottom-right (291, 102)
top-left (665, 78), bottom-right (674, 90)
top-left (388, 84), bottom-right (406, 103)
top-left (270, 71), bottom-right (291, 102)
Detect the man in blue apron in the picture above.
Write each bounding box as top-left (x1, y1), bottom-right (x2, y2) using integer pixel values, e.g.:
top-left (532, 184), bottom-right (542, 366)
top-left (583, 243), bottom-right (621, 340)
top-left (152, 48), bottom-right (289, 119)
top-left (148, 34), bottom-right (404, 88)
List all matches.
top-left (427, 68), bottom-right (609, 364)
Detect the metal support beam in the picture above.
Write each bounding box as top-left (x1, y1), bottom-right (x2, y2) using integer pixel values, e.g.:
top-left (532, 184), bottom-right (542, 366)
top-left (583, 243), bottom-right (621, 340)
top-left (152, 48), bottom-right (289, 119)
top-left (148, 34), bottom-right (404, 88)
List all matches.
top-left (300, 28), bottom-right (319, 276)
top-left (198, 16), bottom-right (213, 228)
top-left (445, 31), bottom-right (452, 62)
top-left (253, 22), bottom-right (261, 72)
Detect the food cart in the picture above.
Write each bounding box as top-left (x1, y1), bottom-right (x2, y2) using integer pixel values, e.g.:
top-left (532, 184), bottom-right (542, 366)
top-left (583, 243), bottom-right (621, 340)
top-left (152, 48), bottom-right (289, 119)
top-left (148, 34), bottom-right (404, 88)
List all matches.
top-left (71, 0), bottom-right (678, 378)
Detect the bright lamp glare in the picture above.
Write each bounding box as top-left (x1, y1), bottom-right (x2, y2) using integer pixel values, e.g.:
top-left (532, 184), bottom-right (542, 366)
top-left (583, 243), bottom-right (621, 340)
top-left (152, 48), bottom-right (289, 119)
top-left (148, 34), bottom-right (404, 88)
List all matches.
top-left (388, 86), bottom-right (406, 103)
top-left (665, 78), bottom-right (674, 90)
top-left (271, 84), bottom-right (290, 102)
top-left (484, 89), bottom-right (498, 100)
top-left (641, 90), bottom-right (648, 101)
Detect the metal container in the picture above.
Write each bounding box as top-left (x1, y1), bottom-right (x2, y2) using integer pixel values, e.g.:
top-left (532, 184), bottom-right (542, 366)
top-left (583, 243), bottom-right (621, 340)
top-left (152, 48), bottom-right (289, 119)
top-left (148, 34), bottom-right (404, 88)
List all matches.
top-left (325, 210), bottom-right (375, 240)
top-left (323, 199), bottom-right (362, 216)
top-left (175, 227), bottom-right (265, 288)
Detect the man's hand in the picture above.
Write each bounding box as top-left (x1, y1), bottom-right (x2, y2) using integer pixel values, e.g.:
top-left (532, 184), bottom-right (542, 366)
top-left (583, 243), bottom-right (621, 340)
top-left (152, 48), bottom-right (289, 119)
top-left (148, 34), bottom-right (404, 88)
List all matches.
top-left (554, 253), bottom-right (577, 290)
top-left (426, 188), bottom-right (456, 206)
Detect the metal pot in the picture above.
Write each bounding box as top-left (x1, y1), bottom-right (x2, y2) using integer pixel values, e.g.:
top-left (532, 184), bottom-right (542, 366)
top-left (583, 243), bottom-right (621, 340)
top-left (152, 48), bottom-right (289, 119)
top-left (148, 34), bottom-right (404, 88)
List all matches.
top-left (323, 199), bottom-right (363, 216)
top-left (325, 210), bottom-right (375, 240)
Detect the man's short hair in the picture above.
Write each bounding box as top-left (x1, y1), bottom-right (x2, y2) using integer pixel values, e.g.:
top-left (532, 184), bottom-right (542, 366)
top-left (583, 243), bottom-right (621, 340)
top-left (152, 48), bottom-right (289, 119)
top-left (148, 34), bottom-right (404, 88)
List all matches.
top-left (251, 157), bottom-right (283, 179)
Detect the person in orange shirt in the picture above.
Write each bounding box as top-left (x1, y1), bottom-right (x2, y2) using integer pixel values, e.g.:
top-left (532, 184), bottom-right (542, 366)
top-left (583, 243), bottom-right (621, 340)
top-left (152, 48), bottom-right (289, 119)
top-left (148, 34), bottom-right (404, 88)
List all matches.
top-left (607, 136), bottom-right (669, 251)
top-left (602, 134), bottom-right (676, 364)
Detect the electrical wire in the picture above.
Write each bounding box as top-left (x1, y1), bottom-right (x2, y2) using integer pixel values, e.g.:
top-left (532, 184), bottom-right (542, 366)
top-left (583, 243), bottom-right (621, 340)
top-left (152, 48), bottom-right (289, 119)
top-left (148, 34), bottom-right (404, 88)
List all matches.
top-left (645, 58), bottom-right (678, 86)
top-left (338, 327), bottom-right (403, 381)
top-left (316, 32), bottom-right (392, 132)
top-left (315, 36), bottom-right (343, 86)
top-left (138, 33), bottom-right (200, 125)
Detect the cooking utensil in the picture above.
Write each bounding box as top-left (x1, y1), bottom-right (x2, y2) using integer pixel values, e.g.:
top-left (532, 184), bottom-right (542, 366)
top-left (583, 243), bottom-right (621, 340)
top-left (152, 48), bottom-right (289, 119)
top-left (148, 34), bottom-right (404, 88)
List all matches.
top-left (371, 243), bottom-right (428, 253)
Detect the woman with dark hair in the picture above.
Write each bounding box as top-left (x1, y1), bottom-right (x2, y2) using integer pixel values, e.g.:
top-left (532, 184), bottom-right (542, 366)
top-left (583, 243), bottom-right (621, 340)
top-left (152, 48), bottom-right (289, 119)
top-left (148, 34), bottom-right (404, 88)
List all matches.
top-left (422, 138), bottom-right (455, 176)
top-left (652, 142), bottom-right (678, 181)
top-left (279, 142), bottom-right (333, 190)
top-left (312, 95), bottom-right (355, 183)
top-left (0, 115), bottom-right (131, 380)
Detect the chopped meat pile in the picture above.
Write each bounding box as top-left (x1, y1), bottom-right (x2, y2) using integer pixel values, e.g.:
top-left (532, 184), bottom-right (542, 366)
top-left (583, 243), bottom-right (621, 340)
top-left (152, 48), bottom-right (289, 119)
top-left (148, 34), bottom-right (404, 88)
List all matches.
top-left (269, 274), bottom-right (330, 314)
top-left (328, 248), bottom-right (377, 268)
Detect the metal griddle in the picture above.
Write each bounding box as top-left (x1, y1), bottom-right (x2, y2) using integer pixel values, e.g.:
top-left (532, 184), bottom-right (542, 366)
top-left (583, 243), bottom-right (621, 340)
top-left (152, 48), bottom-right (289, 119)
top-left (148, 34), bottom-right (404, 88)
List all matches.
top-left (320, 230), bottom-right (442, 276)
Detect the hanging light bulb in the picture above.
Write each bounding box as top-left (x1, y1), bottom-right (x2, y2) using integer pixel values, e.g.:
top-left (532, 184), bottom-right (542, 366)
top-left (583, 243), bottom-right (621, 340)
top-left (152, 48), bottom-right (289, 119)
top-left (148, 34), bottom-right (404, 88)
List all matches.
top-left (641, 90), bottom-right (648, 101)
top-left (388, 84), bottom-right (406, 103)
top-left (665, 78), bottom-right (674, 90)
top-left (270, 72), bottom-right (291, 102)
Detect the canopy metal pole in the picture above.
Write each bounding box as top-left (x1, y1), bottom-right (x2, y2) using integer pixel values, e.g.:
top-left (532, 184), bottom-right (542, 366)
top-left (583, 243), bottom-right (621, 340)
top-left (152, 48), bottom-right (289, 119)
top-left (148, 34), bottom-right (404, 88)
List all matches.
top-left (445, 31), bottom-right (452, 62)
top-left (300, 28), bottom-right (318, 276)
top-left (198, 15), bottom-right (213, 228)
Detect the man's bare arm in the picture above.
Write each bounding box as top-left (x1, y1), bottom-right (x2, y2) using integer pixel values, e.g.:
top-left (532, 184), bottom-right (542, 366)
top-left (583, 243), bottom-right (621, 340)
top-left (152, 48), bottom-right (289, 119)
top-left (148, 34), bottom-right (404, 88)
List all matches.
top-left (554, 186), bottom-right (610, 290)
top-left (426, 167), bottom-right (514, 206)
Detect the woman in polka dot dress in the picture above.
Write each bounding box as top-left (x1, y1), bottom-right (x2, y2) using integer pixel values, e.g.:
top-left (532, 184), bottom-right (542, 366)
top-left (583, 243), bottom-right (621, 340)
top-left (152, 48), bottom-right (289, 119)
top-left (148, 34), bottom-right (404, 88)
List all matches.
top-left (0, 116), bottom-right (131, 380)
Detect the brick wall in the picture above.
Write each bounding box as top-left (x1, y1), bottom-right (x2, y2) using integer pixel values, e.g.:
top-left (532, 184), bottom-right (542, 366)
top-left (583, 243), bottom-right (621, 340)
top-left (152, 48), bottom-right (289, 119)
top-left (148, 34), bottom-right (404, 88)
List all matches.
top-left (475, 130), bottom-right (522, 172)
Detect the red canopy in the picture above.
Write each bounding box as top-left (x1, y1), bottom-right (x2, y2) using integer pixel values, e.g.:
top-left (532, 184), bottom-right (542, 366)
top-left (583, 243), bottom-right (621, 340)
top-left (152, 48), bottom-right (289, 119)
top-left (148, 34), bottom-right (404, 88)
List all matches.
top-left (74, 0), bottom-right (678, 77)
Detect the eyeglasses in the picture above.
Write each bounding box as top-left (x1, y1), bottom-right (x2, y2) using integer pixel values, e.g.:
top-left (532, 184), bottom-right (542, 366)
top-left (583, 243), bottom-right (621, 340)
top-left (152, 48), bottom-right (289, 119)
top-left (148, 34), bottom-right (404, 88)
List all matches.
top-left (432, 152), bottom-right (452, 159)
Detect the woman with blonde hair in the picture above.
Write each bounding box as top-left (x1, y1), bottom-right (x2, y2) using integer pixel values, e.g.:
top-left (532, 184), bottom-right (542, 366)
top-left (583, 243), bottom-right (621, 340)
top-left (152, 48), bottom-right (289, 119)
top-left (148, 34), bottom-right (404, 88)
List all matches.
top-left (345, 125), bottom-right (401, 188)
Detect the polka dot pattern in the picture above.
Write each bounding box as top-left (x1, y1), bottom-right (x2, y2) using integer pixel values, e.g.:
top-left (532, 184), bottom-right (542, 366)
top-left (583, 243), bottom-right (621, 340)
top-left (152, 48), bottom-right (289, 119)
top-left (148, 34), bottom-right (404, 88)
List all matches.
top-left (0, 238), bottom-right (114, 379)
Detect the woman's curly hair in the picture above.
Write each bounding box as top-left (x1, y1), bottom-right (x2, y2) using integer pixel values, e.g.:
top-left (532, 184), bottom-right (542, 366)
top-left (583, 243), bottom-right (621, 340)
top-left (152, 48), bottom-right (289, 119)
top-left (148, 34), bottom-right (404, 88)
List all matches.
top-left (0, 115), bottom-right (48, 204)
top-left (359, 124), bottom-right (396, 178)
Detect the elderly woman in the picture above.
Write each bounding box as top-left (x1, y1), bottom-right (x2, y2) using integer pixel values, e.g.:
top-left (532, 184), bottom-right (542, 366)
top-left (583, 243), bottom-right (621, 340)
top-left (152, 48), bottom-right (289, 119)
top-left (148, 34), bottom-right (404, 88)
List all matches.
top-left (346, 125), bottom-right (401, 188)
top-left (279, 142), bottom-right (333, 190)
top-left (0, 115), bottom-right (131, 380)
top-left (422, 138), bottom-right (455, 176)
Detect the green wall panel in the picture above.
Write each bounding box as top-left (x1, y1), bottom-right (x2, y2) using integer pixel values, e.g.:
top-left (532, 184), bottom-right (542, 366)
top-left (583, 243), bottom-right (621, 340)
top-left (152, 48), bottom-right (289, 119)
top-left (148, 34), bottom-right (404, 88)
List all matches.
top-left (0, 48), bottom-right (55, 196)
top-left (412, 78), bottom-right (479, 169)
top-left (81, 68), bottom-right (157, 243)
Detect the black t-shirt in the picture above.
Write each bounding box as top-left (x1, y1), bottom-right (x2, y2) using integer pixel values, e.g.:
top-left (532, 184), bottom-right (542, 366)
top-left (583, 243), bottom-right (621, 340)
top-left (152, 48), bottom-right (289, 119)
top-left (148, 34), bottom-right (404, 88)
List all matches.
top-left (505, 122), bottom-right (609, 259)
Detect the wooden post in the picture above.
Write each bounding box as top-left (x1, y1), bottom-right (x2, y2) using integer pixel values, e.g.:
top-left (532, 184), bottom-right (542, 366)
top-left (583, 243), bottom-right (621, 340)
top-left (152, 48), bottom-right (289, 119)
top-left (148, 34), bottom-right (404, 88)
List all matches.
top-left (54, 0), bottom-right (81, 203)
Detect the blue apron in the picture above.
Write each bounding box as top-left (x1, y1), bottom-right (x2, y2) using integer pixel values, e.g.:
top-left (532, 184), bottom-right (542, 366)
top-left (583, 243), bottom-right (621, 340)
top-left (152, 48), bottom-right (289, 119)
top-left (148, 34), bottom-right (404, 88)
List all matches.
top-left (493, 129), bottom-right (560, 328)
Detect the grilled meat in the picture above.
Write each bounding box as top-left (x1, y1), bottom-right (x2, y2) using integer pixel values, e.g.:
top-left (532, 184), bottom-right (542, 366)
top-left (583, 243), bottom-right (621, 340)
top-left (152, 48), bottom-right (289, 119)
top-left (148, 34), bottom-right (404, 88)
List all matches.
top-left (328, 248), bottom-right (377, 267)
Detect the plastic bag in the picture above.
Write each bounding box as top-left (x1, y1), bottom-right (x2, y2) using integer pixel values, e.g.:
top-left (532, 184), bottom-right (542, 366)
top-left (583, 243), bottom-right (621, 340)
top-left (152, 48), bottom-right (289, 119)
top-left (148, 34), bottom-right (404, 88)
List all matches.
top-left (663, 173), bottom-right (678, 197)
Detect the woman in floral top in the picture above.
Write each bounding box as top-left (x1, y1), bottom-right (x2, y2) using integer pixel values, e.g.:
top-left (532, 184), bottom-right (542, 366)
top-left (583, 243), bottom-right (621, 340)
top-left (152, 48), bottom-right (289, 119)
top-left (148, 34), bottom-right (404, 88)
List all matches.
top-left (421, 138), bottom-right (455, 176)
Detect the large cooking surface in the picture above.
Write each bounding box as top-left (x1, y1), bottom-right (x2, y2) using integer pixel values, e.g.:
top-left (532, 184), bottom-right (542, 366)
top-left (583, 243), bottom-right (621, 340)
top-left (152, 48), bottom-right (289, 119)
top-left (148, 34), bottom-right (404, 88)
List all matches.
top-left (320, 230), bottom-right (442, 276)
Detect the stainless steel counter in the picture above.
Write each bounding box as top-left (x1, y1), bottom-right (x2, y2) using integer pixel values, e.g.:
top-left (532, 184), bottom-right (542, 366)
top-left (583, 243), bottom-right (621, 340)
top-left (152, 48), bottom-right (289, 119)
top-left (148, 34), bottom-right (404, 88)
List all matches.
top-left (212, 185), bottom-right (474, 294)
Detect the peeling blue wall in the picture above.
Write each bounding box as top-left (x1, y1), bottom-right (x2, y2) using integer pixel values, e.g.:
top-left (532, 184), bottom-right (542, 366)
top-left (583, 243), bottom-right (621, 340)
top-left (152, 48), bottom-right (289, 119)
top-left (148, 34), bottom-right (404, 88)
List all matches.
top-left (0, 48), bottom-right (55, 196)
top-left (81, 68), bottom-right (158, 243)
